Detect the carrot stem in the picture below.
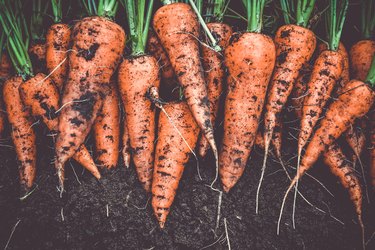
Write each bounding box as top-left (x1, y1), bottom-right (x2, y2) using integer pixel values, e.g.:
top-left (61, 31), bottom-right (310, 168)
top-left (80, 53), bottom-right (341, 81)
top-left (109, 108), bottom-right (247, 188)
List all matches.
top-left (242, 0), bottom-right (265, 33)
top-left (360, 0), bottom-right (375, 39)
top-left (189, 0), bottom-right (221, 52)
top-left (326, 0), bottom-right (348, 51)
top-left (0, 0), bottom-right (33, 79)
top-left (81, 0), bottom-right (119, 19)
top-left (30, 0), bottom-right (49, 42)
top-left (280, 0), bottom-right (316, 28)
top-left (51, 0), bottom-right (62, 23)
top-left (365, 55), bottom-right (375, 87)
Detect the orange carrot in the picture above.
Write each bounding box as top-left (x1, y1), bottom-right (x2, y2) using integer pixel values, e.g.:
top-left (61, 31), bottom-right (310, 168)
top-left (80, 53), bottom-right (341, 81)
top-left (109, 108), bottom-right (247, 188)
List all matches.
top-left (197, 22), bottom-right (233, 158)
top-left (219, 31), bottom-right (276, 193)
top-left (153, 3), bottom-right (218, 164)
top-left (3, 76), bottom-right (37, 192)
top-left (350, 40), bottom-right (375, 81)
top-left (289, 63), bottom-right (311, 119)
top-left (93, 82), bottom-right (120, 169)
top-left (19, 73), bottom-right (101, 179)
top-left (55, 16), bottom-right (125, 191)
top-left (45, 23), bottom-right (71, 92)
top-left (152, 101), bottom-right (199, 228)
top-left (122, 115), bottom-right (131, 168)
top-left (278, 79), bottom-right (374, 234)
top-left (264, 24), bottom-right (316, 157)
top-left (118, 55), bottom-right (160, 192)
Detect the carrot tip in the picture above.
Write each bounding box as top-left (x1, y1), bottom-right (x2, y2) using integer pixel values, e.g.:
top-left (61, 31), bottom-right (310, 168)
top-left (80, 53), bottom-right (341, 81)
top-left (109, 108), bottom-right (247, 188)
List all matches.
top-left (158, 221), bottom-right (165, 229)
top-left (223, 186), bottom-right (230, 193)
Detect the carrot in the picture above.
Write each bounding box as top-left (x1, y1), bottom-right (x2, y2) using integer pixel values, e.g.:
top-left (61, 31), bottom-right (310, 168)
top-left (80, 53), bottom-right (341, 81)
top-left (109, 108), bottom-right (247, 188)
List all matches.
top-left (153, 2), bottom-right (218, 165)
top-left (278, 79), bottom-right (375, 234)
top-left (3, 76), bottom-right (37, 192)
top-left (0, 1), bottom-right (37, 193)
top-left (45, 23), bottom-right (71, 92)
top-left (152, 101), bottom-right (199, 228)
top-left (323, 143), bottom-right (364, 247)
top-left (55, 4), bottom-right (126, 191)
top-left (254, 130), bottom-right (265, 149)
top-left (118, 0), bottom-right (159, 192)
top-left (147, 30), bottom-right (178, 101)
top-left (264, 0), bottom-right (317, 172)
top-left (93, 82), bottom-right (120, 169)
top-left (118, 56), bottom-right (159, 191)
top-left (271, 115), bottom-right (283, 160)
top-left (197, 22), bottom-right (233, 158)
top-left (220, 1), bottom-right (276, 197)
top-left (18, 72), bottom-right (101, 179)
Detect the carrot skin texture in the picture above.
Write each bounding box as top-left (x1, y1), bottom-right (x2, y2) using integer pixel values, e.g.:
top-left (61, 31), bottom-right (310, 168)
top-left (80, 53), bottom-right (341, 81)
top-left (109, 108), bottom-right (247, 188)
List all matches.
top-left (55, 16), bottom-right (125, 188)
top-left (147, 30), bottom-right (178, 101)
top-left (350, 40), bottom-right (375, 81)
top-left (198, 22), bottom-right (233, 158)
top-left (265, 25), bottom-right (316, 142)
top-left (93, 83), bottom-right (120, 169)
top-left (298, 50), bottom-right (344, 151)
top-left (3, 76), bottom-right (37, 190)
top-left (153, 3), bottom-right (217, 159)
top-left (19, 73), bottom-right (101, 179)
top-left (46, 23), bottom-right (71, 92)
top-left (219, 32), bottom-right (276, 192)
top-left (152, 102), bottom-right (199, 228)
top-left (118, 55), bottom-right (160, 192)
top-left (29, 42), bottom-right (46, 74)
top-left (290, 64), bottom-right (311, 119)
top-left (294, 80), bottom-right (374, 182)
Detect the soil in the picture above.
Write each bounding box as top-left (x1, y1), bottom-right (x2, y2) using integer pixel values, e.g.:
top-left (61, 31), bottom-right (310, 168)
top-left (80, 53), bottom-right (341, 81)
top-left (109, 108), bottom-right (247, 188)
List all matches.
top-left (1, 124), bottom-right (374, 249)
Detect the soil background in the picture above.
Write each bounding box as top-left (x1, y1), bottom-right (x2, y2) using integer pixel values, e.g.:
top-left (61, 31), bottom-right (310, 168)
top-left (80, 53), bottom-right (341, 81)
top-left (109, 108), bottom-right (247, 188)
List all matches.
top-left (1, 1), bottom-right (375, 249)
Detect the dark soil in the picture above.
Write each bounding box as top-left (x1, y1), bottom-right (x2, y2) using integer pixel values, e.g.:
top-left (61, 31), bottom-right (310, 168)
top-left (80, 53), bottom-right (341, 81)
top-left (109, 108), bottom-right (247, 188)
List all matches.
top-left (1, 126), bottom-right (374, 250)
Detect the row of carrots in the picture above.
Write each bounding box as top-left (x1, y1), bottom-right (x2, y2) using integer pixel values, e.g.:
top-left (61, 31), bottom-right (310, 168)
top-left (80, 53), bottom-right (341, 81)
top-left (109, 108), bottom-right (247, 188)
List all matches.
top-left (0, 0), bottom-right (374, 246)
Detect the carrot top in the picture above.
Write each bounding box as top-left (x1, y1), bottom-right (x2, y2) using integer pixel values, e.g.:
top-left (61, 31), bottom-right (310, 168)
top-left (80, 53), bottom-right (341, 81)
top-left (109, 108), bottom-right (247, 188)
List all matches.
top-left (0, 0), bottom-right (33, 79)
top-left (325, 0), bottom-right (348, 51)
top-left (81, 0), bottom-right (119, 19)
top-left (120, 0), bottom-right (154, 56)
top-left (200, 0), bottom-right (229, 23)
top-left (30, 0), bottom-right (49, 42)
top-left (360, 0), bottom-right (375, 39)
top-left (242, 0), bottom-right (266, 33)
top-left (51, 0), bottom-right (63, 23)
top-left (365, 55), bottom-right (375, 88)
top-left (280, 0), bottom-right (316, 28)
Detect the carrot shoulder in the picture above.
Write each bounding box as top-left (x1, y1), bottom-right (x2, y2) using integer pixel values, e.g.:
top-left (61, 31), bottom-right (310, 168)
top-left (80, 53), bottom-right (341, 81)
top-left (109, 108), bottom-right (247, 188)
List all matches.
top-left (152, 102), bottom-right (199, 228)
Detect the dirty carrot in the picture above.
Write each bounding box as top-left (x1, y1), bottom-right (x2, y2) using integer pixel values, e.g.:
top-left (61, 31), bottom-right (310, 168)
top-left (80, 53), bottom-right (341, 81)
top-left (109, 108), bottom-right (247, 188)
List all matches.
top-left (153, 2), bottom-right (218, 166)
top-left (264, 0), bottom-right (316, 173)
top-left (122, 114), bottom-right (131, 168)
top-left (55, 0), bottom-right (125, 192)
top-left (45, 0), bottom-right (71, 92)
top-left (278, 56), bottom-right (375, 234)
top-left (219, 0), bottom-right (276, 203)
top-left (197, 0), bottom-right (233, 158)
top-left (19, 73), bottom-right (101, 179)
top-left (152, 102), bottom-right (199, 228)
top-left (118, 0), bottom-right (159, 192)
